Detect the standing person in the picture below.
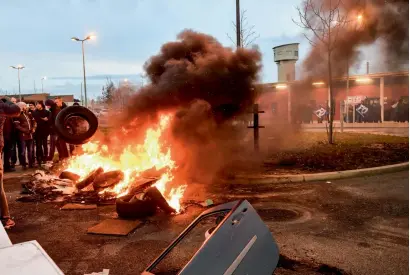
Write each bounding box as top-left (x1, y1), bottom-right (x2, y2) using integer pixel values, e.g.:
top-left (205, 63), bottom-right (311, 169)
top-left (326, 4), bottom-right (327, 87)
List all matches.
top-left (13, 102), bottom-right (37, 169)
top-left (48, 97), bottom-right (69, 161)
top-left (45, 99), bottom-right (57, 161)
top-left (27, 102), bottom-right (37, 165)
top-left (9, 97), bottom-right (18, 167)
top-left (3, 116), bottom-right (16, 172)
top-left (0, 97), bottom-right (21, 229)
top-left (32, 101), bottom-right (50, 166)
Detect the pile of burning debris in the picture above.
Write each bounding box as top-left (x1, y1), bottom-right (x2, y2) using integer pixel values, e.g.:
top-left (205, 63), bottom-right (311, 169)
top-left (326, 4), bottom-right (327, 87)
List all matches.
top-left (19, 168), bottom-right (179, 218)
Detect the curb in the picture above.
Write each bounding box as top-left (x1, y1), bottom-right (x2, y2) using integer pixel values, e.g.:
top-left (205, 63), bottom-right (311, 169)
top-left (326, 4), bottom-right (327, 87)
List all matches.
top-left (221, 162), bottom-right (409, 184)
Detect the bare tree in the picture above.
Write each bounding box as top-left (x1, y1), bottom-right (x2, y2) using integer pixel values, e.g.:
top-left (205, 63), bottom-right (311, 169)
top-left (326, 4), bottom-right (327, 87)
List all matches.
top-left (294, 0), bottom-right (350, 144)
top-left (227, 10), bottom-right (259, 48)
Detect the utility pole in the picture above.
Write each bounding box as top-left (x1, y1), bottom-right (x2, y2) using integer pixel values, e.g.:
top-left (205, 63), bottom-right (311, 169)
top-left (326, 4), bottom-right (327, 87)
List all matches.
top-left (236, 0), bottom-right (241, 48)
top-left (41, 77), bottom-right (46, 93)
top-left (80, 82), bottom-right (84, 106)
top-left (72, 35), bottom-right (95, 108)
top-left (366, 61), bottom-right (369, 74)
top-left (10, 65), bottom-right (25, 101)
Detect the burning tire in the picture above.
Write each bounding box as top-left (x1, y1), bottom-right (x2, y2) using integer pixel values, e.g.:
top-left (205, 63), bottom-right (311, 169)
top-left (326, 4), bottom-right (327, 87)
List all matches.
top-left (55, 106), bottom-right (99, 145)
top-left (116, 194), bottom-right (157, 219)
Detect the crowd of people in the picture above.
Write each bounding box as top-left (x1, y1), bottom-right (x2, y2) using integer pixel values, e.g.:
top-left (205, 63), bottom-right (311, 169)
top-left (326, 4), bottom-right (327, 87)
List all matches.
top-left (0, 96), bottom-right (83, 229)
top-left (3, 96), bottom-right (78, 172)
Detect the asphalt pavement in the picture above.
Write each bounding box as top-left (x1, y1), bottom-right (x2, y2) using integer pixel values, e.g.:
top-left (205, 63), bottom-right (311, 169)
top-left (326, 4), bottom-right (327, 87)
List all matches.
top-left (3, 170), bottom-right (409, 275)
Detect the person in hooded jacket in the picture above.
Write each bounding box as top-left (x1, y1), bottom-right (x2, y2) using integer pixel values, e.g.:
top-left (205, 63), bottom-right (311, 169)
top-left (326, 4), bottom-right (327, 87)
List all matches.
top-left (13, 102), bottom-right (37, 169)
top-left (0, 97), bottom-right (21, 229)
top-left (32, 101), bottom-right (51, 166)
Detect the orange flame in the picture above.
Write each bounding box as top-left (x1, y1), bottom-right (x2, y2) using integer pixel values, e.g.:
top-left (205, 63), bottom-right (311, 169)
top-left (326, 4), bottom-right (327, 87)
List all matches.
top-left (64, 114), bottom-right (186, 213)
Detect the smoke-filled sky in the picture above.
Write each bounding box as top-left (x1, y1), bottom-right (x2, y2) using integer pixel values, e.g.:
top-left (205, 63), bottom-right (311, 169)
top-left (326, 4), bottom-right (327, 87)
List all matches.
top-left (0, 0), bottom-right (395, 100)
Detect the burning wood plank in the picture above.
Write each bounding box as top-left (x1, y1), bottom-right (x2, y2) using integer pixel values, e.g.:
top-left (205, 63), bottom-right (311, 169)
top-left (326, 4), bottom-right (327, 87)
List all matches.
top-left (75, 167), bottom-right (104, 190)
top-left (59, 171), bottom-right (80, 182)
top-left (93, 170), bottom-right (124, 190)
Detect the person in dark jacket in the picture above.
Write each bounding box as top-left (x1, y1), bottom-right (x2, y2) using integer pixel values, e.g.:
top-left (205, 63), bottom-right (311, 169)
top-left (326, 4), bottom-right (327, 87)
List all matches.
top-left (27, 101), bottom-right (37, 165)
top-left (14, 102), bottom-right (37, 169)
top-left (3, 117), bottom-right (16, 172)
top-left (0, 97), bottom-right (21, 229)
top-left (9, 97), bottom-right (18, 167)
top-left (48, 97), bottom-right (69, 161)
top-left (32, 101), bottom-right (51, 166)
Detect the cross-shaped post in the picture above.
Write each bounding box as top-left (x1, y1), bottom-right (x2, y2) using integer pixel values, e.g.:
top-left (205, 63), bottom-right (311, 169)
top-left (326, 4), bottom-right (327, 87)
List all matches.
top-left (247, 103), bottom-right (265, 151)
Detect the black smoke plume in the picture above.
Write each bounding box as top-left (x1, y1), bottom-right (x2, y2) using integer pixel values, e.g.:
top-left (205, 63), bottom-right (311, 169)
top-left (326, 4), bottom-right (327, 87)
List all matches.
top-left (302, 0), bottom-right (409, 78)
top-left (124, 29), bottom-right (261, 124)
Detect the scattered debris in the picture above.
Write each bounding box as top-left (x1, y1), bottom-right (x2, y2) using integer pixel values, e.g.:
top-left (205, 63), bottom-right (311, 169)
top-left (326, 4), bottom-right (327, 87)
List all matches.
top-left (17, 169), bottom-right (160, 206)
top-left (200, 199), bottom-right (214, 207)
top-left (61, 203), bottom-right (97, 210)
top-left (84, 269), bottom-right (110, 275)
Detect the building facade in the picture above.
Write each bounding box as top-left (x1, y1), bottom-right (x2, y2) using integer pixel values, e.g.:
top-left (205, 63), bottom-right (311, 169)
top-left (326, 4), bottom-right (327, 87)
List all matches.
top-left (257, 71), bottom-right (409, 124)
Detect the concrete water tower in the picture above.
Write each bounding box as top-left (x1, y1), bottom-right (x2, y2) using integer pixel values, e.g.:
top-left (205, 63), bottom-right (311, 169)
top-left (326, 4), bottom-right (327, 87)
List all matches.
top-left (273, 43), bottom-right (299, 82)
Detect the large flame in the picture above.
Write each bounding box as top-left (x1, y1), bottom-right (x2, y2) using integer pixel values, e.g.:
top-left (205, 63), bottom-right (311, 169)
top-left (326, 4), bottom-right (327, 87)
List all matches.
top-left (64, 114), bottom-right (186, 213)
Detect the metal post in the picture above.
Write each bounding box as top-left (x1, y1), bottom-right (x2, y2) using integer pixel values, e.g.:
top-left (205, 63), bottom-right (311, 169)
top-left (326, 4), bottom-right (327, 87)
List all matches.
top-left (81, 41), bottom-right (88, 107)
top-left (41, 79), bottom-right (44, 93)
top-left (353, 103), bottom-right (356, 123)
top-left (380, 77), bottom-right (384, 122)
top-left (247, 104), bottom-right (265, 151)
top-left (366, 61), bottom-right (369, 74)
top-left (340, 101), bottom-right (344, 133)
top-left (236, 0), bottom-right (241, 48)
top-left (17, 69), bottom-right (21, 102)
top-left (287, 85), bottom-right (292, 123)
top-left (346, 60), bottom-right (350, 123)
top-left (80, 82), bottom-right (84, 106)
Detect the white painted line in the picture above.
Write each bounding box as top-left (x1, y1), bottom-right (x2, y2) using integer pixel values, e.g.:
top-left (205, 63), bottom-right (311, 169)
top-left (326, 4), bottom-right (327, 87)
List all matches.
top-left (223, 235), bottom-right (257, 275)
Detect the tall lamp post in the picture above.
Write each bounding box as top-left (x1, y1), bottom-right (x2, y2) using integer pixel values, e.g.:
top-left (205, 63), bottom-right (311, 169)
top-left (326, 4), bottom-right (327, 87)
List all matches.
top-left (10, 65), bottom-right (25, 101)
top-left (41, 76), bottom-right (46, 93)
top-left (71, 35), bottom-right (95, 107)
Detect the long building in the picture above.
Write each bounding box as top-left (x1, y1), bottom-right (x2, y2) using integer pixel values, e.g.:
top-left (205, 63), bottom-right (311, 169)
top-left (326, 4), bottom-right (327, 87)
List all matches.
top-left (257, 71), bottom-right (409, 123)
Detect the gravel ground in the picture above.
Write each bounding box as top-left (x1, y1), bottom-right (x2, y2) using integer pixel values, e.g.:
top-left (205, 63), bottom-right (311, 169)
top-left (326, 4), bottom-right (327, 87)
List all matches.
top-left (2, 169), bottom-right (408, 275)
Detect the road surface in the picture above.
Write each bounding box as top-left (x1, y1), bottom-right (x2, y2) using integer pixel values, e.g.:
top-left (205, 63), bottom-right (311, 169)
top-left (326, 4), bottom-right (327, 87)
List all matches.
top-left (3, 170), bottom-right (409, 274)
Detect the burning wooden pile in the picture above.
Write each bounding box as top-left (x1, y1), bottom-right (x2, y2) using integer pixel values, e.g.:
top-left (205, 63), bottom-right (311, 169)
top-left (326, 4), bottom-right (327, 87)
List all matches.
top-left (19, 168), bottom-right (180, 217)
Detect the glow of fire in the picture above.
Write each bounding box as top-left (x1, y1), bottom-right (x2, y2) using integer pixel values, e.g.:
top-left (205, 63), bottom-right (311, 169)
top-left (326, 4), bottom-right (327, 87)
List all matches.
top-left (64, 114), bottom-right (186, 213)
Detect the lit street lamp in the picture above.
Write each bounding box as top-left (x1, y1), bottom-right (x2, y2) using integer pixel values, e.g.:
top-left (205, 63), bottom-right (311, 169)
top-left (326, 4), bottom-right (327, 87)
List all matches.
top-left (71, 34), bottom-right (96, 107)
top-left (41, 76), bottom-right (46, 93)
top-left (10, 65), bottom-right (25, 101)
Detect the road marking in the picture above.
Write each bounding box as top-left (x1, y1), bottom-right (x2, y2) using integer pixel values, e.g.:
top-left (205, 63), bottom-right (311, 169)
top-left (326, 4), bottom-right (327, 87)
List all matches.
top-left (223, 235), bottom-right (257, 275)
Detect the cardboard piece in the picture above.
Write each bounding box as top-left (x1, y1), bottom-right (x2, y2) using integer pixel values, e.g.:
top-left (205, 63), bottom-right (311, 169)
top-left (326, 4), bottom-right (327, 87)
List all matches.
top-left (61, 203), bottom-right (97, 210)
top-left (87, 219), bottom-right (142, 236)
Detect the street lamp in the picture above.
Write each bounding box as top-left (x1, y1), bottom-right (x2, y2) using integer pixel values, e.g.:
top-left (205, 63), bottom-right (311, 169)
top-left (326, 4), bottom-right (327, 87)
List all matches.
top-left (10, 65), bottom-right (25, 101)
top-left (41, 76), bottom-right (46, 93)
top-left (71, 34), bottom-right (96, 107)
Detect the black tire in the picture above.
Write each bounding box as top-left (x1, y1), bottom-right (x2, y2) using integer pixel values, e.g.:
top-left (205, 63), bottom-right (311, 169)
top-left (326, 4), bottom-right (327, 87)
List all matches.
top-left (55, 106), bottom-right (99, 145)
top-left (116, 196), bottom-right (157, 219)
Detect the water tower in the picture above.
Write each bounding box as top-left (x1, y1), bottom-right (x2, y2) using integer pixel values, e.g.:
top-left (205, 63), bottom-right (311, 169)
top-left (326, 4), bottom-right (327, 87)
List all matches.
top-left (273, 43), bottom-right (299, 82)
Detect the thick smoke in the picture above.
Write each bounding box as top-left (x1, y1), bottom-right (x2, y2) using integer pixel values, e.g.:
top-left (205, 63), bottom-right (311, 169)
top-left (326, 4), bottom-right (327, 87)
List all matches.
top-left (119, 30), bottom-right (262, 184)
top-left (302, 0), bottom-right (409, 77)
top-left (124, 30), bottom-right (261, 124)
